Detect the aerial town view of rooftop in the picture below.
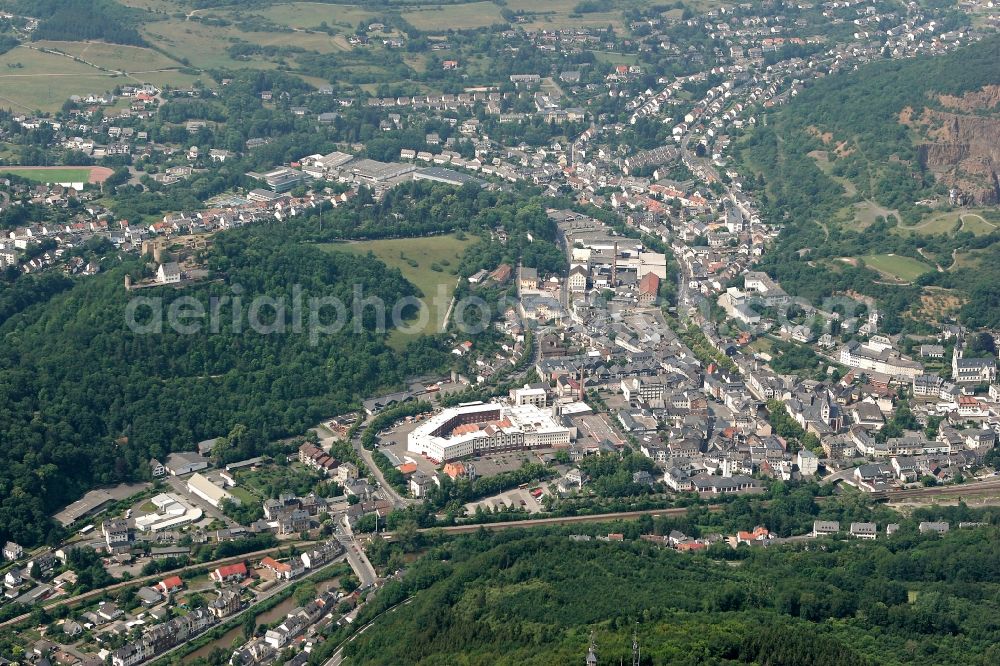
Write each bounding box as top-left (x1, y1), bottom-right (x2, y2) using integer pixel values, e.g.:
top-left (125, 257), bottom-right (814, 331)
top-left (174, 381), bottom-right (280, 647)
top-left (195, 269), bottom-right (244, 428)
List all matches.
top-left (0, 0), bottom-right (998, 664)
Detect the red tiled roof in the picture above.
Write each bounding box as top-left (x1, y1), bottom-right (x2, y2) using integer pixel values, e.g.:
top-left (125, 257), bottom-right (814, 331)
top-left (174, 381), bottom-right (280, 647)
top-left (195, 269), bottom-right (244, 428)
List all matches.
top-left (215, 562), bottom-right (247, 578)
top-left (261, 556), bottom-right (291, 572)
top-left (159, 575), bottom-right (183, 590)
top-left (639, 272), bottom-right (660, 295)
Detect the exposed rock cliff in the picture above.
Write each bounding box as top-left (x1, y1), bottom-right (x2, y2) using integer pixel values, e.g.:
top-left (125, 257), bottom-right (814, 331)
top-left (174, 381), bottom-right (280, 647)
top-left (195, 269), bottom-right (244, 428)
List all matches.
top-left (912, 87), bottom-right (1000, 205)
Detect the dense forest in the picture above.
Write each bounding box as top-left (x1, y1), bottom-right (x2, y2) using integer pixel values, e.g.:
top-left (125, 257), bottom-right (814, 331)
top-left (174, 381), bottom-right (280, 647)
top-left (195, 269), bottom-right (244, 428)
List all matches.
top-left (0, 229), bottom-right (452, 548)
top-left (4, 0), bottom-right (148, 46)
top-left (335, 516), bottom-right (1000, 665)
top-left (739, 36), bottom-right (1000, 330)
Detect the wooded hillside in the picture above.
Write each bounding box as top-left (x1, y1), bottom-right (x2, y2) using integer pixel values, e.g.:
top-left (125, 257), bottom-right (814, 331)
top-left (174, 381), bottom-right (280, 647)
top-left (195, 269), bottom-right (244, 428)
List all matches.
top-left (0, 231), bottom-right (447, 547)
top-left (339, 521), bottom-right (1000, 665)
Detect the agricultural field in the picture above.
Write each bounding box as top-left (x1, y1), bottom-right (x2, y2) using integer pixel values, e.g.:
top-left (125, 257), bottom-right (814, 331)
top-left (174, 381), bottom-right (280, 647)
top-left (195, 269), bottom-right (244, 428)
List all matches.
top-left (251, 2), bottom-right (377, 32)
top-left (242, 29), bottom-right (349, 55)
top-left (506, 0), bottom-right (628, 33)
top-left (143, 17), bottom-right (354, 77)
top-left (33, 40), bottom-right (179, 73)
top-left (0, 46), bottom-right (120, 112)
top-left (401, 3), bottom-right (505, 31)
top-left (319, 234), bottom-right (474, 346)
top-left (501, 0), bottom-right (710, 33)
top-left (33, 40), bottom-right (203, 89)
top-left (861, 253), bottom-right (933, 281)
top-left (117, 0), bottom-right (185, 10)
top-left (142, 19), bottom-right (279, 71)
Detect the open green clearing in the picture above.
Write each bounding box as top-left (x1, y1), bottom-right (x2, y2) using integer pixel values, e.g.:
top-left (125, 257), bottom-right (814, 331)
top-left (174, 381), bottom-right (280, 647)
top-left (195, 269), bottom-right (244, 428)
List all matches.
top-left (238, 464), bottom-right (323, 500)
top-left (950, 248), bottom-right (987, 270)
top-left (142, 20), bottom-right (280, 71)
top-left (960, 213), bottom-right (997, 235)
top-left (807, 149), bottom-right (857, 197)
top-left (143, 17), bottom-right (351, 75)
top-left (849, 200), bottom-right (900, 230)
top-left (319, 234), bottom-right (473, 346)
top-left (0, 167), bottom-right (93, 183)
top-left (228, 486), bottom-right (259, 505)
top-left (894, 209), bottom-right (998, 237)
top-left (861, 253), bottom-right (932, 281)
top-left (593, 51), bottom-right (640, 66)
top-left (117, 0), bottom-right (185, 10)
top-left (895, 210), bottom-right (964, 236)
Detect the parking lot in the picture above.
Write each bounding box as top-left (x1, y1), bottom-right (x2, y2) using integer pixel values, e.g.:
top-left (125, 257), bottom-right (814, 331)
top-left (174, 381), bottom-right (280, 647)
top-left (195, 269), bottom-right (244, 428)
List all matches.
top-left (570, 413), bottom-right (625, 448)
top-left (377, 419), bottom-right (441, 476)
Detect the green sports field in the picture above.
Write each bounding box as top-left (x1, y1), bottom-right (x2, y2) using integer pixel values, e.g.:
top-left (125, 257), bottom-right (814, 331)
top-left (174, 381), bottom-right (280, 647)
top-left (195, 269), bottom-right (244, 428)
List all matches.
top-left (861, 254), bottom-right (933, 282)
top-left (0, 167), bottom-right (93, 183)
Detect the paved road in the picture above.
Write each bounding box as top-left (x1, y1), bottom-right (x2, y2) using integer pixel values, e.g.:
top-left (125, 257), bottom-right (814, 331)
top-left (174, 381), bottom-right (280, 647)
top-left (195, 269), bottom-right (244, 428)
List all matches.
top-left (821, 467), bottom-right (858, 485)
top-left (349, 433), bottom-right (412, 509)
top-left (338, 519), bottom-right (377, 588)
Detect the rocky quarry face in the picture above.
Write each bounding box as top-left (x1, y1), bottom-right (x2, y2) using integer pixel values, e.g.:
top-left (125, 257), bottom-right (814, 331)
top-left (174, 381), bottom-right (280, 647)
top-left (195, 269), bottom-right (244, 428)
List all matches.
top-left (912, 86), bottom-right (1000, 205)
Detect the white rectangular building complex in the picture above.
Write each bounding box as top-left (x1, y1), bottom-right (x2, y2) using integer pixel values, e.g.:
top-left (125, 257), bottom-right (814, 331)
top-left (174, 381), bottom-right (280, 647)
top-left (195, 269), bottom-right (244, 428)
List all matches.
top-left (408, 402), bottom-right (570, 462)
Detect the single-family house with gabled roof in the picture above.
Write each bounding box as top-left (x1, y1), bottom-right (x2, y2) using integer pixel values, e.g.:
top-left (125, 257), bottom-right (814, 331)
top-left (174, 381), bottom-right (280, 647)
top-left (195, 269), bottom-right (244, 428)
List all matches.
top-left (210, 562), bottom-right (248, 583)
top-left (849, 522), bottom-right (877, 539)
top-left (3, 542), bottom-right (23, 561)
top-left (155, 575), bottom-right (184, 595)
top-left (812, 520), bottom-right (839, 537)
top-left (918, 521), bottom-right (949, 534)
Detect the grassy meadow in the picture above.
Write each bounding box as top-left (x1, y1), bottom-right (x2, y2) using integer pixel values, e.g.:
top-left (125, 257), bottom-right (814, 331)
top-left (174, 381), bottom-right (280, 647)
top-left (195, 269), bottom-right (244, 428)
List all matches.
top-left (319, 234), bottom-right (474, 346)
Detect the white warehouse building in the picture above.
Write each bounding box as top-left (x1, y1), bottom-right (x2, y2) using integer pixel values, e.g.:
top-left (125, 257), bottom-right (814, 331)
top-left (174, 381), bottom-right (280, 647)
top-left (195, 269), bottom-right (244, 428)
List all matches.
top-left (186, 473), bottom-right (238, 509)
top-left (407, 401), bottom-right (571, 462)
